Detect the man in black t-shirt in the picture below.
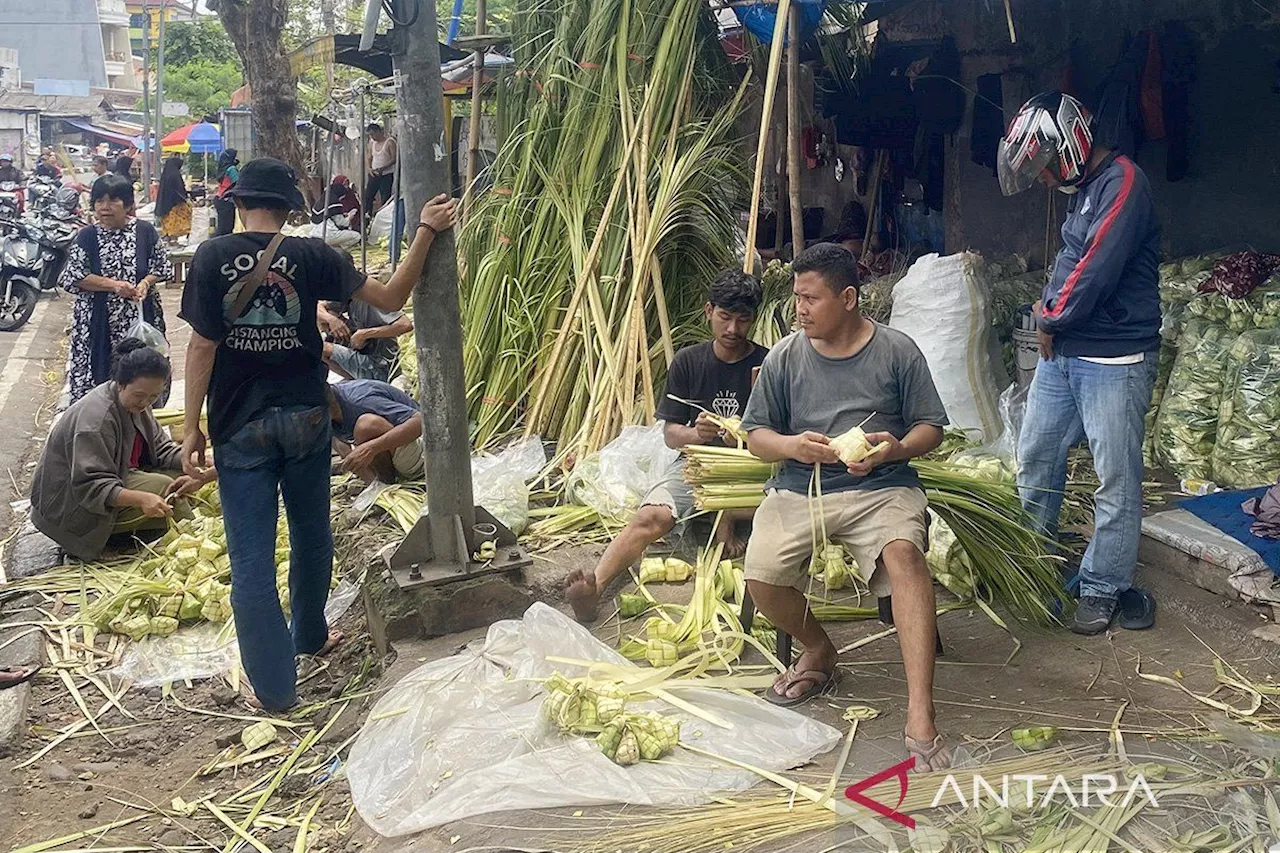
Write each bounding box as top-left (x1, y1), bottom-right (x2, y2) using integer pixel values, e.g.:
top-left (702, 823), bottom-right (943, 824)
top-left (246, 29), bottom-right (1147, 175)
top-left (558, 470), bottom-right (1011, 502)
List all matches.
top-left (565, 270), bottom-right (768, 622)
top-left (179, 157), bottom-right (456, 711)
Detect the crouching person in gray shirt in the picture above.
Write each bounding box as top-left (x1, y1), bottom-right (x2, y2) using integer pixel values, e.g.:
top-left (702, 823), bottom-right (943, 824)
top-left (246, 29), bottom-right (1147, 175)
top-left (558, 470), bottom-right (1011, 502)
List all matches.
top-left (740, 243), bottom-right (952, 772)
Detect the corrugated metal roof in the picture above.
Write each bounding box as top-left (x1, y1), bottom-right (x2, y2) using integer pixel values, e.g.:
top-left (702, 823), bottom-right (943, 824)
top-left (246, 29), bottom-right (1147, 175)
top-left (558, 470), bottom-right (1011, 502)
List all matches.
top-left (0, 92), bottom-right (107, 117)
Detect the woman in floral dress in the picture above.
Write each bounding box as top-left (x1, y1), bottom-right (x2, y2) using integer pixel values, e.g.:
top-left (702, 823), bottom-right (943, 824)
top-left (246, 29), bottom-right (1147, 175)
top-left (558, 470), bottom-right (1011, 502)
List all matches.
top-left (61, 175), bottom-right (173, 403)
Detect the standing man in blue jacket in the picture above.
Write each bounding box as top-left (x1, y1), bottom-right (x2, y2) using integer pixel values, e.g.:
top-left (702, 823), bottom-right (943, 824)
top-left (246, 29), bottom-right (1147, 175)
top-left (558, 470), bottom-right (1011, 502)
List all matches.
top-left (998, 92), bottom-right (1161, 635)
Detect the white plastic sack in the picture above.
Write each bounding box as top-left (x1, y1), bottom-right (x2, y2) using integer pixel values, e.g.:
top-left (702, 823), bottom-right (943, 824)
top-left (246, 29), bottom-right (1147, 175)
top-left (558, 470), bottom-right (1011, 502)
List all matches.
top-left (472, 437), bottom-right (546, 534)
top-left (347, 603), bottom-right (841, 837)
top-left (309, 220), bottom-right (362, 249)
top-left (368, 202), bottom-right (394, 245)
top-left (890, 252), bottom-right (1003, 442)
top-left (565, 424), bottom-right (679, 522)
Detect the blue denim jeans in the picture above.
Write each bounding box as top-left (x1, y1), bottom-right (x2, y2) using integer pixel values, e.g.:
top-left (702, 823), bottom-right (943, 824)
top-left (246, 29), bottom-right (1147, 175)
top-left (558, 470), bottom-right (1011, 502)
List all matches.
top-left (1017, 355), bottom-right (1158, 600)
top-left (215, 405), bottom-right (334, 710)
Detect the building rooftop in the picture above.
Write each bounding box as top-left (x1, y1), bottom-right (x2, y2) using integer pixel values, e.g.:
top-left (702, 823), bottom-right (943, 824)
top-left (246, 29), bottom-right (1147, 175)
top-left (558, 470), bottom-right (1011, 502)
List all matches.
top-left (0, 92), bottom-right (110, 118)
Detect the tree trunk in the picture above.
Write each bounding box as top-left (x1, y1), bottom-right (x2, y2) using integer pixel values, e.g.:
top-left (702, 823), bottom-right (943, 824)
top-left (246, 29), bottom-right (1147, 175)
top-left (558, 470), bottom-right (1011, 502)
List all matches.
top-left (216, 0), bottom-right (306, 181)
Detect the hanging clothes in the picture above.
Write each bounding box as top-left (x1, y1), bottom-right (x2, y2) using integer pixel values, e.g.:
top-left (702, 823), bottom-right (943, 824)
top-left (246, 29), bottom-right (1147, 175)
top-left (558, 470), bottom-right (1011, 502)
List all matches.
top-left (1161, 21), bottom-right (1196, 182)
top-left (1093, 31), bottom-right (1147, 158)
top-left (1139, 30), bottom-right (1165, 140)
top-left (970, 73), bottom-right (1004, 176)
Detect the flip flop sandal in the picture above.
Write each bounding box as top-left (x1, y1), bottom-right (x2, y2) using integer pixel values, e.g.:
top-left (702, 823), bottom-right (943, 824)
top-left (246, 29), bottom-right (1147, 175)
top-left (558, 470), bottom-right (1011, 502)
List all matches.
top-left (904, 732), bottom-right (952, 773)
top-left (0, 664), bottom-right (41, 691)
top-left (1117, 588), bottom-right (1156, 630)
top-left (765, 665), bottom-right (838, 707)
top-left (295, 655), bottom-right (329, 686)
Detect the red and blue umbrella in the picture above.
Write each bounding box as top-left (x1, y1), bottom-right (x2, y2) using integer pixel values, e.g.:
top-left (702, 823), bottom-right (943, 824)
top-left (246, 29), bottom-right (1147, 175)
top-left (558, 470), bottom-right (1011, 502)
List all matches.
top-left (160, 122), bottom-right (223, 154)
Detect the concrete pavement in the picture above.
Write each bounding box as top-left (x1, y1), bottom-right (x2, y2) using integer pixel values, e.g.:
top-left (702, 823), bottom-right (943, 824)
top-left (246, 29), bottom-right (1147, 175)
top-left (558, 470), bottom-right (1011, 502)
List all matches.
top-left (0, 291), bottom-right (70, 541)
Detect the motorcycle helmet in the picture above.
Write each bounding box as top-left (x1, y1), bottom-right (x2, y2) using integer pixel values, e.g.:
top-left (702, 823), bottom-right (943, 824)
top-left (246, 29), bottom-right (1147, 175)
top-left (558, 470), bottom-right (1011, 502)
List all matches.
top-left (53, 185), bottom-right (79, 211)
top-left (997, 92), bottom-right (1093, 196)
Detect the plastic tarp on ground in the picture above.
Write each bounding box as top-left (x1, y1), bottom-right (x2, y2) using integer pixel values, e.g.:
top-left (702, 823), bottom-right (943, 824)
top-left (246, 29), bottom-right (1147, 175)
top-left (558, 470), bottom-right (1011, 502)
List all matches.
top-left (347, 603), bottom-right (841, 837)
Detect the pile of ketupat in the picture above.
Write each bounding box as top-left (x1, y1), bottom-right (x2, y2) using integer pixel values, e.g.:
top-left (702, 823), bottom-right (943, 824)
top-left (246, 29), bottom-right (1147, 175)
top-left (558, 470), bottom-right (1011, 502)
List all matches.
top-left (542, 672), bottom-right (681, 765)
top-left (6, 482), bottom-right (332, 643)
top-left (456, 0), bottom-right (751, 461)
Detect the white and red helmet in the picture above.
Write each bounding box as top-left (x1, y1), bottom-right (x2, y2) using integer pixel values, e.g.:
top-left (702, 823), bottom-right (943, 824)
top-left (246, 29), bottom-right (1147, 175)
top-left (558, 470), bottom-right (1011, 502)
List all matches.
top-left (998, 92), bottom-right (1093, 196)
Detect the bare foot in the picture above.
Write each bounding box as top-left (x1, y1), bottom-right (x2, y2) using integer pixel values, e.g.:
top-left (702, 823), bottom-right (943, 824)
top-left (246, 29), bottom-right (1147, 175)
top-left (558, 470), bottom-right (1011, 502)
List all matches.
top-left (317, 629), bottom-right (344, 656)
top-left (565, 568), bottom-right (600, 622)
top-left (716, 530), bottom-right (746, 560)
top-left (0, 665), bottom-right (40, 690)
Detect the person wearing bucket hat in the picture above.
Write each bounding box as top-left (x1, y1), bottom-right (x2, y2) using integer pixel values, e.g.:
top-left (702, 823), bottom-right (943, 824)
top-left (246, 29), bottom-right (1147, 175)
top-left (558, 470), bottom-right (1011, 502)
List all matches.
top-left (179, 156), bottom-right (456, 711)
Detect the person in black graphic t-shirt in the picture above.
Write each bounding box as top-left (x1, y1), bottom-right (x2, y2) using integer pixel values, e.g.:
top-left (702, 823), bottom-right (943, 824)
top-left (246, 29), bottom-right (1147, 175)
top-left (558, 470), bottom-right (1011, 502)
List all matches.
top-left (565, 270), bottom-right (768, 622)
top-left (178, 157), bottom-right (456, 711)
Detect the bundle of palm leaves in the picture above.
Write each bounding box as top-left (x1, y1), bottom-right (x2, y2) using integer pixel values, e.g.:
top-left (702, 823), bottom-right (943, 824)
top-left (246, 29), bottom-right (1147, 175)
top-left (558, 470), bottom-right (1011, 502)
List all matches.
top-left (458, 0), bottom-right (750, 461)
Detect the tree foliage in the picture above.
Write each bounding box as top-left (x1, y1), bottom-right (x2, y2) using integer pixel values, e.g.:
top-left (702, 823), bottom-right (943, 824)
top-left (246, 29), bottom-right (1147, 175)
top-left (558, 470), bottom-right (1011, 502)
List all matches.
top-left (163, 19), bottom-right (239, 66)
top-left (159, 59), bottom-right (243, 119)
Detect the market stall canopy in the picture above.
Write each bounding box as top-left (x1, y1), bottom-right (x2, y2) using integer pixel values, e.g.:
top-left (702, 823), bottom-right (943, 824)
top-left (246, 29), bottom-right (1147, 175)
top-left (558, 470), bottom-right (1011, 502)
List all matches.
top-left (61, 119), bottom-right (139, 148)
top-left (161, 122), bottom-right (222, 154)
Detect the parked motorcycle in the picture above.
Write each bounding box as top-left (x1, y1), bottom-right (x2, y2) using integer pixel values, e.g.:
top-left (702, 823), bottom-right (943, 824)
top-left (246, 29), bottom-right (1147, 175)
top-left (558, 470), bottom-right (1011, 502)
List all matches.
top-left (25, 174), bottom-right (57, 214)
top-left (0, 181), bottom-right (22, 219)
top-left (0, 213), bottom-right (80, 331)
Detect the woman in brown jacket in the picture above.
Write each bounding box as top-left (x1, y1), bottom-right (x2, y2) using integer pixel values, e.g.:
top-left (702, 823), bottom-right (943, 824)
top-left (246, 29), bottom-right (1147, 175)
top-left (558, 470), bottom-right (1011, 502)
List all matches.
top-left (31, 339), bottom-right (212, 560)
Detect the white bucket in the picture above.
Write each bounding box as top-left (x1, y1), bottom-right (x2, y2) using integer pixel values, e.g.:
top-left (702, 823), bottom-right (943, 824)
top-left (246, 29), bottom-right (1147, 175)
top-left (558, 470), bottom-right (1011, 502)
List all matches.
top-left (1012, 327), bottom-right (1039, 384)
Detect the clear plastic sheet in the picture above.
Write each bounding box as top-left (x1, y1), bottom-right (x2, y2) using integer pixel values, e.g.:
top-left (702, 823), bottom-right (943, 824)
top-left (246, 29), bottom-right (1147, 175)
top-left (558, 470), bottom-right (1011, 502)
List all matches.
top-left (1212, 328), bottom-right (1280, 488)
top-left (106, 578), bottom-right (361, 688)
top-left (565, 424), bottom-right (679, 522)
top-left (108, 623), bottom-right (238, 688)
top-left (978, 383), bottom-right (1028, 469)
top-left (1155, 318), bottom-right (1239, 479)
top-left (347, 603), bottom-right (841, 837)
top-left (472, 437), bottom-right (546, 535)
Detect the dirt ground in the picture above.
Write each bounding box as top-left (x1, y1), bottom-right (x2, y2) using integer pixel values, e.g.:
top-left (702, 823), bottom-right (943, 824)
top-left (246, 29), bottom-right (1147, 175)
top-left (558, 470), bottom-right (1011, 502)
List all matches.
top-left (3, 283), bottom-right (1280, 851)
top-left (6, 530), bottom-right (1280, 852)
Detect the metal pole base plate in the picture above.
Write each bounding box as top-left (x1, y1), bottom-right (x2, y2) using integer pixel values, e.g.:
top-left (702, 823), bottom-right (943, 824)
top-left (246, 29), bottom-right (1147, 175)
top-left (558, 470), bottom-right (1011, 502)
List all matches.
top-left (388, 505), bottom-right (533, 589)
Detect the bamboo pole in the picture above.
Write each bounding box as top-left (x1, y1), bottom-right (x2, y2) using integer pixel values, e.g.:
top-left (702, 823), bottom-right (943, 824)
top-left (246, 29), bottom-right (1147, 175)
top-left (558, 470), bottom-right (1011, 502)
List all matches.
top-left (742, 0), bottom-right (793, 273)
top-left (860, 150), bottom-right (886, 263)
top-left (462, 0), bottom-right (487, 219)
top-left (773, 122), bottom-right (786, 257)
top-left (786, 3), bottom-right (804, 256)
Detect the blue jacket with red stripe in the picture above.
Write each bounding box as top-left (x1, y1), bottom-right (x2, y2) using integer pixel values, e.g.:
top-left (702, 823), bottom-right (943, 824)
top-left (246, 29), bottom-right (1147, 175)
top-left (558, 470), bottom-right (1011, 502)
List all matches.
top-left (1039, 154), bottom-right (1162, 358)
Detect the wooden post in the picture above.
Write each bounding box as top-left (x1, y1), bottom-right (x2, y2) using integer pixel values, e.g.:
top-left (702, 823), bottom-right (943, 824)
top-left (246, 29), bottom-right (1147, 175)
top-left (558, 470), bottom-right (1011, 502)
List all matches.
top-left (463, 0), bottom-right (487, 219)
top-left (786, 3), bottom-right (804, 256)
top-left (861, 150), bottom-right (886, 263)
top-left (742, 0), bottom-right (793, 274)
top-left (773, 123), bottom-right (786, 257)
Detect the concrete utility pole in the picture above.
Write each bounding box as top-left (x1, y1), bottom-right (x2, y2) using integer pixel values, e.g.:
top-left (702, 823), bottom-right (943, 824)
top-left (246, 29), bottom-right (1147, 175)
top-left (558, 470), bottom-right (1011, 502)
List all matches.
top-left (393, 0), bottom-right (476, 564)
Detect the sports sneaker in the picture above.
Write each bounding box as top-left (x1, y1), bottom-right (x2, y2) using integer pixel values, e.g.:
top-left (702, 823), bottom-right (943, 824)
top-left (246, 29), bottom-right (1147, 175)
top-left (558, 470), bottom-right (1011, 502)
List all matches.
top-left (1071, 595), bottom-right (1117, 635)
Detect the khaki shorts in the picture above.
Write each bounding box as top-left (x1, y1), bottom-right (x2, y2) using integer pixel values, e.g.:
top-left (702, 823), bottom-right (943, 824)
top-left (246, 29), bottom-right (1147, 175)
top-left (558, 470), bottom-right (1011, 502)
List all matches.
top-left (641, 458), bottom-right (697, 521)
top-left (391, 438), bottom-right (425, 480)
top-left (744, 486), bottom-right (929, 597)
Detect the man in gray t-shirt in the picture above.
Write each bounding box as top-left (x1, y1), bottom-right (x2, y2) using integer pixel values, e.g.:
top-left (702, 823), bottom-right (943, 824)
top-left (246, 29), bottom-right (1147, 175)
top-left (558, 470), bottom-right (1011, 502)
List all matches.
top-left (319, 297), bottom-right (413, 381)
top-left (741, 243), bottom-right (952, 772)
top-left (743, 321), bottom-right (948, 495)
